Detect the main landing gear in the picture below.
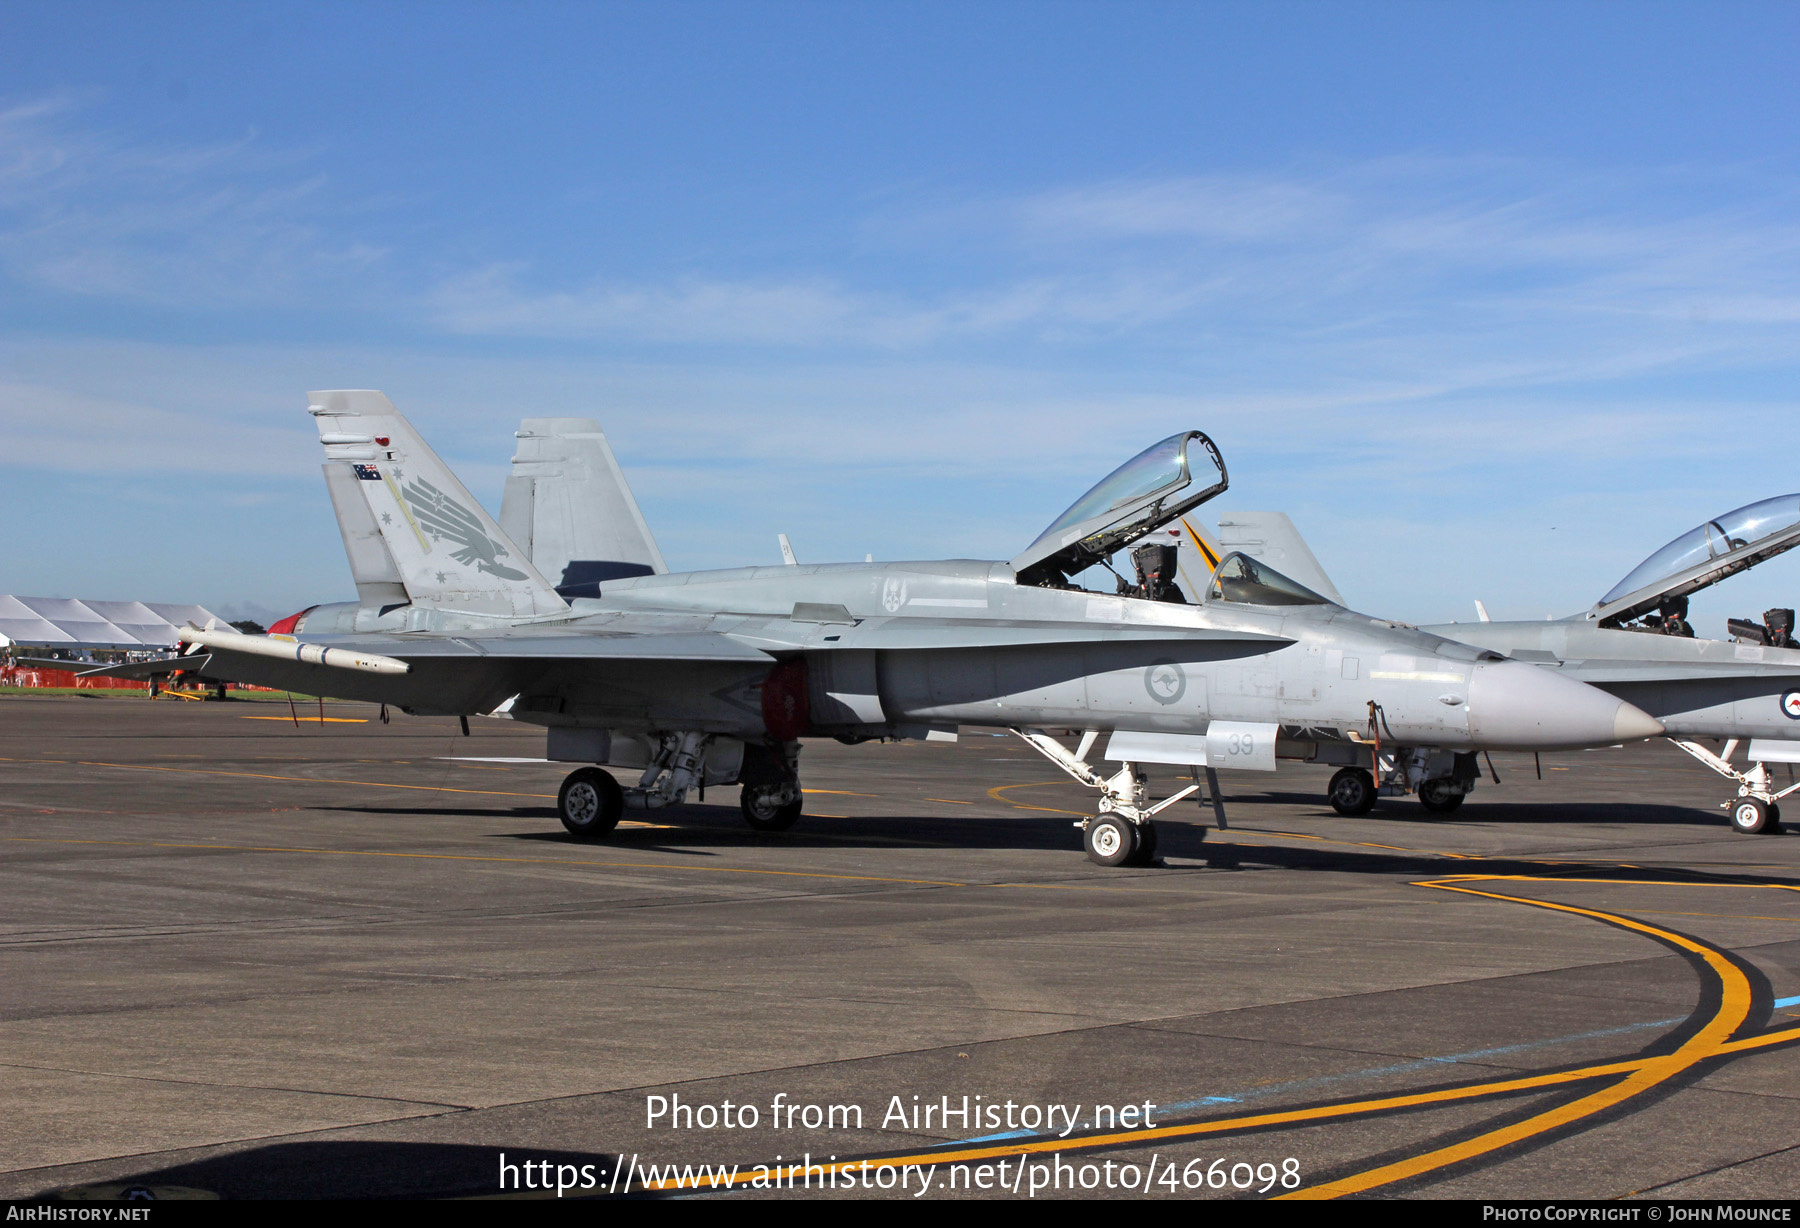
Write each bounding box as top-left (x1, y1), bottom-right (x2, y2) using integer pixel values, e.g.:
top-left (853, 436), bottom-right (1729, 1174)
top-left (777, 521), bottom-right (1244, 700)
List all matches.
top-left (1328, 767), bottom-right (1377, 816)
top-left (1012, 729), bottom-right (1221, 867)
top-left (1670, 738), bottom-right (1791, 834)
top-left (558, 767), bottom-right (624, 837)
top-left (555, 736), bottom-right (805, 840)
top-left (1325, 750), bottom-right (1476, 818)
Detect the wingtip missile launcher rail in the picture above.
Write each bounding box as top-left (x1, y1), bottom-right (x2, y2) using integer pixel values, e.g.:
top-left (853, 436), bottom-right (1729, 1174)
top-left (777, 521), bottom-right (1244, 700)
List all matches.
top-left (177, 625), bottom-right (412, 676)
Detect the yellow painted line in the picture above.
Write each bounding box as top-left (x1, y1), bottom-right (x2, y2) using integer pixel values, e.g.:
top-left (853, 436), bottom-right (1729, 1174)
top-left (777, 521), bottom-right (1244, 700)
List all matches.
top-left (987, 781), bottom-right (1087, 815)
top-left (926, 798), bottom-right (973, 805)
top-left (1283, 876), bottom-right (1755, 1199)
top-left (241, 716), bottom-right (368, 724)
top-left (619, 873), bottom-right (1794, 1197)
top-left (803, 789), bottom-right (877, 797)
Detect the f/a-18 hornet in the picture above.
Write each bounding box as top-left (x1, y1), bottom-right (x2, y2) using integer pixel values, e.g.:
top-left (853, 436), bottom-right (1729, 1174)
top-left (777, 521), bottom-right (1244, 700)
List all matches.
top-left (122, 392), bottom-right (1666, 866)
top-left (1185, 503), bottom-right (1800, 834)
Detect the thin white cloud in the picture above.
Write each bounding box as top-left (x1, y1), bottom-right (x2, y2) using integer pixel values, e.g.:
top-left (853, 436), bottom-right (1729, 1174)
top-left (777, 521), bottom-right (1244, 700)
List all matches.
top-left (0, 95), bottom-right (386, 303)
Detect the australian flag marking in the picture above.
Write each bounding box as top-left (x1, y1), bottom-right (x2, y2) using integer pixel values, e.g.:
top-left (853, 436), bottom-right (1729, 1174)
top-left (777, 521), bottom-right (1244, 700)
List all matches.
top-left (352, 464), bottom-right (381, 480)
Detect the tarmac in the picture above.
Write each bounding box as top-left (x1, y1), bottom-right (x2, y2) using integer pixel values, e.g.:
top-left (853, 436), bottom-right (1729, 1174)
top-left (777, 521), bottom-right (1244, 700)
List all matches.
top-left (3, 693), bottom-right (1799, 1200)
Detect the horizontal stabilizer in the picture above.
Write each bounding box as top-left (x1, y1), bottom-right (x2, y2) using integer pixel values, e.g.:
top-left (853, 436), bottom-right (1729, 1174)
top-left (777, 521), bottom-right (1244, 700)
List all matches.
top-left (70, 655), bottom-right (214, 679)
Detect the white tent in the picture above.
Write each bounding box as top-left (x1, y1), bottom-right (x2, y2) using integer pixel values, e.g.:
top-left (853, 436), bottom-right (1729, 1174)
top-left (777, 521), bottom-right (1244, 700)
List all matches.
top-left (0, 596), bottom-right (230, 650)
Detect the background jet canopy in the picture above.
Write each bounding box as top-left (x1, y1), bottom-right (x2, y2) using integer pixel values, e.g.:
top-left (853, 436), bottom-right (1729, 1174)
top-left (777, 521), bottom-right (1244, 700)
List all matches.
top-left (1602, 494), bottom-right (1800, 607)
top-left (1208, 552), bottom-right (1332, 607)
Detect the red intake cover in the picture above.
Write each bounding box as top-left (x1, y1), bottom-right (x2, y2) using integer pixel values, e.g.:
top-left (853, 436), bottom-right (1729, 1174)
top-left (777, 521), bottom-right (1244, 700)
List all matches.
top-left (760, 659), bottom-right (811, 740)
top-left (267, 606), bottom-right (318, 636)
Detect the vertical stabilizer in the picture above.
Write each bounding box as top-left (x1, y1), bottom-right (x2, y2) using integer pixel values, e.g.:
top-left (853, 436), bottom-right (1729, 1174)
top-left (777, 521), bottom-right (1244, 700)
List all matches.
top-left (500, 418), bottom-right (667, 598)
top-left (308, 391), bottom-right (568, 618)
top-left (1214, 511), bottom-right (1345, 606)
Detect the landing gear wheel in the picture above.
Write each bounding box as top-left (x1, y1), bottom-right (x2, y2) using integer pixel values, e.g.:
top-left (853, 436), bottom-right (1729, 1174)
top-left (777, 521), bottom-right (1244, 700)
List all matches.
top-left (1329, 767), bottom-right (1378, 816)
top-left (558, 767), bottom-right (623, 839)
top-left (1085, 814), bottom-right (1139, 867)
top-left (1771, 804), bottom-right (1783, 832)
top-left (1731, 797), bottom-right (1774, 835)
top-left (741, 785), bottom-right (802, 832)
top-left (1417, 779), bottom-right (1466, 816)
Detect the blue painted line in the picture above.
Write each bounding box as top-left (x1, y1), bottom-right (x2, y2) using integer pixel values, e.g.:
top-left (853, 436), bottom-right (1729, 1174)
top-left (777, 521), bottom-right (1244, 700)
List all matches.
top-left (924, 996), bottom-right (1800, 1151)
top-left (1152, 1016), bottom-right (1687, 1117)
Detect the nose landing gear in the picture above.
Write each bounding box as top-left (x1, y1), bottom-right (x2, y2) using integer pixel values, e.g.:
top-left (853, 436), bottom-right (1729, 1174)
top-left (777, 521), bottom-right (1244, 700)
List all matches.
top-left (1669, 738), bottom-right (1792, 834)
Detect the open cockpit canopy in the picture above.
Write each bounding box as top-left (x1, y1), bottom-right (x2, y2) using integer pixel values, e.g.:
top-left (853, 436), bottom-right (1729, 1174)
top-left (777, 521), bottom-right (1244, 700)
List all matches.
top-left (1012, 431), bottom-right (1227, 583)
top-left (1207, 552), bottom-right (1333, 607)
top-left (1594, 493), bottom-right (1800, 626)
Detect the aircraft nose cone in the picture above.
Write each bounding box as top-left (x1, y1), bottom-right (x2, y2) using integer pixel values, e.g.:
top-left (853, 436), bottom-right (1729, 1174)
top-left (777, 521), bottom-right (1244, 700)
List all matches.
top-left (1613, 701), bottom-right (1666, 743)
top-left (1467, 660), bottom-right (1665, 750)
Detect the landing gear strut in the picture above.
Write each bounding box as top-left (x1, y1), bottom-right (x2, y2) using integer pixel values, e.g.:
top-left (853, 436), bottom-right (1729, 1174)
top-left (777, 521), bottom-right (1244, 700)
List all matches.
top-left (1012, 729), bottom-right (1212, 866)
top-left (1670, 738), bottom-right (1791, 834)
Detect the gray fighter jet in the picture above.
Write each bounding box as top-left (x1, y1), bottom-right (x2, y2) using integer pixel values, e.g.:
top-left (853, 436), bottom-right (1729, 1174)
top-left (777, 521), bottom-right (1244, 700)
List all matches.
top-left (101, 391), bottom-right (1666, 866)
top-left (1181, 505), bottom-right (1800, 835)
top-left (1420, 498), bottom-right (1800, 834)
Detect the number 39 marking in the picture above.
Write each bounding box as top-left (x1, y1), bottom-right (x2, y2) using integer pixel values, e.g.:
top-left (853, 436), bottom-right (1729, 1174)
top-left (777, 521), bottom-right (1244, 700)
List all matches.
top-left (1226, 733), bottom-right (1255, 756)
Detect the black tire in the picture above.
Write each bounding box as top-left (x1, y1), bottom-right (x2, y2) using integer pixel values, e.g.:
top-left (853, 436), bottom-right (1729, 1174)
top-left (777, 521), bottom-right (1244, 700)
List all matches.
top-left (1130, 820), bottom-right (1160, 865)
top-left (1731, 797), bottom-right (1772, 835)
top-left (1770, 803), bottom-right (1783, 832)
top-left (1417, 779), bottom-right (1466, 816)
top-left (1329, 767), bottom-right (1378, 816)
top-left (1084, 814), bottom-right (1138, 867)
top-left (558, 767), bottom-right (623, 839)
top-left (741, 786), bottom-right (802, 831)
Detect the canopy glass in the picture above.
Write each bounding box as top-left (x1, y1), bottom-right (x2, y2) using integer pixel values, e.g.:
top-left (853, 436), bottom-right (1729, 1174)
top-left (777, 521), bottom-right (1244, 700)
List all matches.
top-left (1601, 494), bottom-right (1800, 607)
top-left (1208, 552), bottom-right (1331, 607)
top-left (1013, 431), bottom-right (1227, 579)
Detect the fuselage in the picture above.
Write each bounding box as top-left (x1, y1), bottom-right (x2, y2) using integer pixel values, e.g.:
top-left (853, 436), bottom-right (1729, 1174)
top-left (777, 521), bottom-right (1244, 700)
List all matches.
top-left (1423, 619), bottom-right (1800, 740)
top-left (282, 559), bottom-right (1656, 753)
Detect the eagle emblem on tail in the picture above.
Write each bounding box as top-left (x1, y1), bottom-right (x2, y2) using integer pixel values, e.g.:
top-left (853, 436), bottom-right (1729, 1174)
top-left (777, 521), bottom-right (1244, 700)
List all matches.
top-left (401, 476), bottom-right (529, 581)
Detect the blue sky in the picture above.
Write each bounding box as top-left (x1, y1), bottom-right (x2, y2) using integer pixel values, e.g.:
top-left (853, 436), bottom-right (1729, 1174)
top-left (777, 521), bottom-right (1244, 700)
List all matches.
top-left (3, 1), bottom-right (1798, 628)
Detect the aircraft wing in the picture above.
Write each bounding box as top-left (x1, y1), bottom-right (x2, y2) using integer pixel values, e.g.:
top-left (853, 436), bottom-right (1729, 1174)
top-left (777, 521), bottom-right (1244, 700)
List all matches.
top-left (1553, 660), bottom-right (1800, 685)
top-left (320, 630), bottom-right (776, 662)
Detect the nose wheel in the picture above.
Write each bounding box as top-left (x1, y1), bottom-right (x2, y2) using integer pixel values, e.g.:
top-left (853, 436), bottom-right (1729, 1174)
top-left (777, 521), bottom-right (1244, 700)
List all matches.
top-left (558, 767), bottom-right (624, 839)
top-left (1083, 814), bottom-right (1158, 866)
top-left (1731, 797), bottom-right (1782, 835)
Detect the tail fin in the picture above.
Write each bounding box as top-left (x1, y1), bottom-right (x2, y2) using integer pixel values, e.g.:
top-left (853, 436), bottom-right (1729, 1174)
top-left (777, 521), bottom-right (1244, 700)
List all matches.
top-left (309, 391), bottom-right (568, 618)
top-left (1215, 511), bottom-right (1345, 605)
top-left (498, 418), bottom-right (666, 599)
